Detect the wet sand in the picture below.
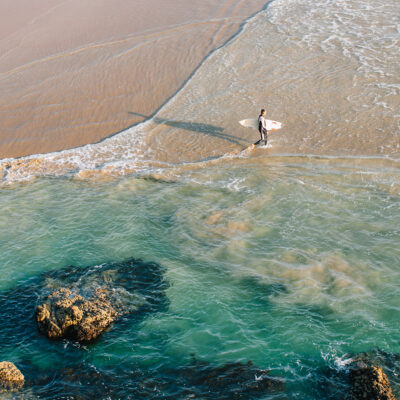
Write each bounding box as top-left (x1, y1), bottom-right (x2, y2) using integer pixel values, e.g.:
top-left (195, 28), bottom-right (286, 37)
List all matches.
top-left (0, 0), bottom-right (266, 159)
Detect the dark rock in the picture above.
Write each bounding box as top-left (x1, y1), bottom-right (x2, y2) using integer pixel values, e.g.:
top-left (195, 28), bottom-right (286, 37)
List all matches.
top-left (41, 258), bottom-right (168, 317)
top-left (348, 357), bottom-right (397, 400)
top-left (22, 358), bottom-right (285, 400)
top-left (0, 362), bottom-right (24, 390)
top-left (173, 358), bottom-right (285, 399)
top-left (353, 349), bottom-right (400, 374)
top-left (307, 350), bottom-right (400, 400)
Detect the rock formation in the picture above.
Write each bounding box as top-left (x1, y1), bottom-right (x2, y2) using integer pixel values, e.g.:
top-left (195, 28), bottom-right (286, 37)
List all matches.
top-left (348, 358), bottom-right (397, 400)
top-left (20, 358), bottom-right (284, 399)
top-left (35, 287), bottom-right (119, 342)
top-left (0, 362), bottom-right (24, 390)
top-left (34, 258), bottom-right (169, 343)
top-left (177, 359), bottom-right (285, 398)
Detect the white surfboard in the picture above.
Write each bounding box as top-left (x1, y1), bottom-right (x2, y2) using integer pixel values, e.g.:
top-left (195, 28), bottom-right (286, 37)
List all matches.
top-left (239, 118), bottom-right (282, 131)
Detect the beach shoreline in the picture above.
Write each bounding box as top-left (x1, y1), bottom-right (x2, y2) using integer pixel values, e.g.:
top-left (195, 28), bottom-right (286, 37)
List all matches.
top-left (0, 0), bottom-right (266, 160)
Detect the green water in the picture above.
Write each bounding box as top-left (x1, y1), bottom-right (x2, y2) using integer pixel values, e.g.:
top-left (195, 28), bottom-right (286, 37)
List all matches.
top-left (1, 156), bottom-right (399, 398)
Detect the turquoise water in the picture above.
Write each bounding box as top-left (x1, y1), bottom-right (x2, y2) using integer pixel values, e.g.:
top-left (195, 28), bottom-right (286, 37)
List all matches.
top-left (1, 156), bottom-right (399, 398)
top-left (1, 0), bottom-right (399, 396)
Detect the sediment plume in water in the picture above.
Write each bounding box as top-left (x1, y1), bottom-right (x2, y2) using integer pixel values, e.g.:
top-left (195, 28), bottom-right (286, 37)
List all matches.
top-left (0, 1), bottom-right (399, 399)
top-left (3, 254), bottom-right (399, 399)
top-left (0, 158), bottom-right (399, 398)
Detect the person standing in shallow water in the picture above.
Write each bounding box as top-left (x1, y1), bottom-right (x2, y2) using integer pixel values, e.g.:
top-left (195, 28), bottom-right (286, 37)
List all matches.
top-left (252, 109), bottom-right (268, 148)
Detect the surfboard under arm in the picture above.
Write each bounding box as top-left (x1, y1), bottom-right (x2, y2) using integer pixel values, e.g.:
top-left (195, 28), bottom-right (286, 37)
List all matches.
top-left (239, 118), bottom-right (282, 131)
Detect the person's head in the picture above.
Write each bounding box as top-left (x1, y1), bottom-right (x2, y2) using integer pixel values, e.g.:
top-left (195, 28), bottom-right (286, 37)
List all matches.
top-left (260, 109), bottom-right (266, 116)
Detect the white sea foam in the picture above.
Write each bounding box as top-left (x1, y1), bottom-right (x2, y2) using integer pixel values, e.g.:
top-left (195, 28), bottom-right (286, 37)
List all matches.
top-left (267, 0), bottom-right (400, 106)
top-left (1, 0), bottom-right (399, 183)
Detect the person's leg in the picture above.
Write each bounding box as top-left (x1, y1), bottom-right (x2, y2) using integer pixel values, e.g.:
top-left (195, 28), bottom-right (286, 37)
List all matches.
top-left (253, 139), bottom-right (262, 146)
top-left (253, 129), bottom-right (264, 148)
top-left (261, 129), bottom-right (267, 145)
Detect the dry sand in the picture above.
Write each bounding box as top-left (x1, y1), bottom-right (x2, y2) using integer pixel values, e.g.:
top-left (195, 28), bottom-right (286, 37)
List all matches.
top-left (0, 0), bottom-right (266, 159)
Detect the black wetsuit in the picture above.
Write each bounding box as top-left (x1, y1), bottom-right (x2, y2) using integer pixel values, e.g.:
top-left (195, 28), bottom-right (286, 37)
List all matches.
top-left (254, 115), bottom-right (268, 146)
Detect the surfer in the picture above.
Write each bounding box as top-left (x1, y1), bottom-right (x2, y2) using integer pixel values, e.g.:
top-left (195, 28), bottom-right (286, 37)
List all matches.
top-left (252, 109), bottom-right (268, 148)
top-left (239, 112), bottom-right (281, 151)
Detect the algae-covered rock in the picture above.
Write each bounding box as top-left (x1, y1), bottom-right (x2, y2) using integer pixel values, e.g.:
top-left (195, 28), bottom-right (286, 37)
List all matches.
top-left (0, 362), bottom-right (24, 390)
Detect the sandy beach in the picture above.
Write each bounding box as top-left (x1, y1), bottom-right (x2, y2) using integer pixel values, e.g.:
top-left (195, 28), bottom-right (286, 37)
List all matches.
top-left (1, 1), bottom-right (400, 398)
top-left (0, 0), bottom-right (266, 159)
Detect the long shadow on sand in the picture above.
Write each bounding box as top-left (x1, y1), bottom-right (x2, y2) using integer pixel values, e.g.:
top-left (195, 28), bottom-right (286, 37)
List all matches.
top-left (129, 111), bottom-right (249, 147)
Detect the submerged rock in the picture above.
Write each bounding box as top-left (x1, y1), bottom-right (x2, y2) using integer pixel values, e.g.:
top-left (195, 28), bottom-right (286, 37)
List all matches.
top-left (35, 287), bottom-right (119, 342)
top-left (0, 362), bottom-right (24, 390)
top-left (20, 358), bottom-right (285, 399)
top-left (0, 258), bottom-right (168, 349)
top-left (311, 349), bottom-right (400, 400)
top-left (349, 360), bottom-right (397, 400)
top-left (174, 359), bottom-right (285, 399)
top-left (34, 258), bottom-right (169, 343)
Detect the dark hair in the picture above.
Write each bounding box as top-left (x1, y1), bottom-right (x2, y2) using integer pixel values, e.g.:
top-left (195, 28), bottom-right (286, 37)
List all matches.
top-left (260, 109), bottom-right (265, 114)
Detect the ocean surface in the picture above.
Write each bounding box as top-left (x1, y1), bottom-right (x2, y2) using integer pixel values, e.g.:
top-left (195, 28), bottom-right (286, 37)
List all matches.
top-left (1, 0), bottom-right (400, 398)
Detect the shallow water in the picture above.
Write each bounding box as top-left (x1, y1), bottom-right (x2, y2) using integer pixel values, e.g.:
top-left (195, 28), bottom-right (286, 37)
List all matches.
top-left (1, 0), bottom-right (399, 397)
top-left (0, 0), bottom-right (267, 158)
top-left (1, 0), bottom-right (399, 183)
top-left (1, 157), bottom-right (399, 398)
